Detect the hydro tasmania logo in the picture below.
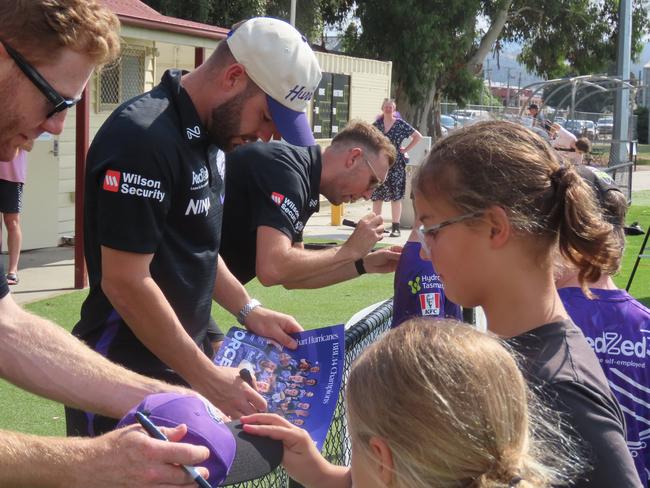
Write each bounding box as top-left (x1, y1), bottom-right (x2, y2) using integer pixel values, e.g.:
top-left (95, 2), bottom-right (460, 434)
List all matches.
top-left (103, 170), bottom-right (165, 202)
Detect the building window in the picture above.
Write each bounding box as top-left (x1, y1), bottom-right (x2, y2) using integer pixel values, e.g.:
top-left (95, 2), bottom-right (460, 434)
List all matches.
top-left (98, 46), bottom-right (145, 111)
top-left (312, 73), bottom-right (350, 139)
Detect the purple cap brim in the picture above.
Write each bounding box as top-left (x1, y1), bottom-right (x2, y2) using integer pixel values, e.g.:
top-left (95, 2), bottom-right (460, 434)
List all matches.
top-left (267, 95), bottom-right (316, 146)
top-left (118, 393), bottom-right (282, 486)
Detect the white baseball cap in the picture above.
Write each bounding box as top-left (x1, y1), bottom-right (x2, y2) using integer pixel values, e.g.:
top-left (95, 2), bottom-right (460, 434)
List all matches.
top-left (226, 17), bottom-right (322, 146)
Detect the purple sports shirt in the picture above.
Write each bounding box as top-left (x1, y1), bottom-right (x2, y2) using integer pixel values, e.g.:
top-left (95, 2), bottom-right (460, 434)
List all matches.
top-left (392, 241), bottom-right (462, 327)
top-left (560, 287), bottom-right (650, 485)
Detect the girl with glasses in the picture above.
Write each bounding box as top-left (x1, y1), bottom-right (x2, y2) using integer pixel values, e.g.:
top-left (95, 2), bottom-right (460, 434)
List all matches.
top-left (413, 120), bottom-right (640, 487)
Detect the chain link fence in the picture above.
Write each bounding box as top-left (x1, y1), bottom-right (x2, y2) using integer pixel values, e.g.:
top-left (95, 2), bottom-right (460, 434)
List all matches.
top-left (601, 161), bottom-right (635, 203)
top-left (440, 102), bottom-right (639, 170)
top-left (222, 300), bottom-right (394, 488)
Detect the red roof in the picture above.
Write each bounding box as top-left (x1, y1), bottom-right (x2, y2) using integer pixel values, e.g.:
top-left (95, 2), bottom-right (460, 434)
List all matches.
top-left (102, 0), bottom-right (228, 40)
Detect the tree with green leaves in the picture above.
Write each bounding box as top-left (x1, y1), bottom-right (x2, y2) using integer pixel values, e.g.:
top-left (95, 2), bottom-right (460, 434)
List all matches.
top-left (330, 0), bottom-right (650, 137)
top-left (141, 0), bottom-right (329, 42)
top-left (142, 0), bottom-right (211, 23)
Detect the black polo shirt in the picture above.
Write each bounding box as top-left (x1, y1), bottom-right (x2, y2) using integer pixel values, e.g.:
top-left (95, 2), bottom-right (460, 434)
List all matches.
top-left (73, 69), bottom-right (224, 378)
top-left (220, 142), bottom-right (321, 284)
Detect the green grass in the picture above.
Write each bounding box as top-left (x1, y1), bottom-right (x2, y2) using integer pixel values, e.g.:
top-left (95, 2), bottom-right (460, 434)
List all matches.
top-left (1, 265), bottom-right (394, 437)
top-left (614, 203), bottom-right (650, 305)
top-left (588, 143), bottom-right (650, 167)
top-left (636, 144), bottom-right (650, 166)
top-left (3, 204), bottom-right (649, 437)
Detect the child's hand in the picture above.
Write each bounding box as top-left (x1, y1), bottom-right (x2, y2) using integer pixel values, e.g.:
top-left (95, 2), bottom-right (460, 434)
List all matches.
top-left (241, 413), bottom-right (335, 488)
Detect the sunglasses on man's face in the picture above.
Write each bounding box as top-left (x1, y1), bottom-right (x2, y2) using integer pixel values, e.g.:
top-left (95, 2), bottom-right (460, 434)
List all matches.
top-left (2, 40), bottom-right (81, 118)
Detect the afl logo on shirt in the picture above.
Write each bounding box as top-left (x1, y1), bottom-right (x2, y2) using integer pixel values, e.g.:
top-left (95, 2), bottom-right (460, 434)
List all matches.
top-left (103, 170), bottom-right (121, 192)
top-left (271, 192), bottom-right (285, 205)
top-left (419, 292), bottom-right (441, 316)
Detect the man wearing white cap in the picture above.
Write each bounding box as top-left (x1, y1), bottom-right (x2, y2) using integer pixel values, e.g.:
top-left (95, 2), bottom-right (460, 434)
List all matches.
top-left (67, 18), bottom-right (321, 437)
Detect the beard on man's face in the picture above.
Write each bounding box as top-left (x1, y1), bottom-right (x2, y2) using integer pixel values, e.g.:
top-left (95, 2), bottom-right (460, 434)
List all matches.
top-left (208, 94), bottom-right (245, 152)
top-left (208, 81), bottom-right (264, 152)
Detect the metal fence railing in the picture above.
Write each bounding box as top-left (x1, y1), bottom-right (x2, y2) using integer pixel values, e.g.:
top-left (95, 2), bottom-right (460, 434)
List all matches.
top-left (223, 300), bottom-right (394, 488)
top-left (601, 161), bottom-right (635, 204)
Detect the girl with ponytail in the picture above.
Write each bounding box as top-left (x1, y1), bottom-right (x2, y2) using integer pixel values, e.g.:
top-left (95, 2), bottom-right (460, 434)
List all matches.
top-left (412, 120), bottom-right (640, 487)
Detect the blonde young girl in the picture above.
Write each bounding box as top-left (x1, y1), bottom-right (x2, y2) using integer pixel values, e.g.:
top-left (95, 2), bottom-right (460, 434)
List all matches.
top-left (242, 320), bottom-right (579, 488)
top-left (412, 121), bottom-right (639, 487)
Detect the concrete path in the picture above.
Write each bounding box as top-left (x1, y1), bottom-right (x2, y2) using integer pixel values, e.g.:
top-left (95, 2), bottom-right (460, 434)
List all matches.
top-left (7, 166), bottom-right (650, 305)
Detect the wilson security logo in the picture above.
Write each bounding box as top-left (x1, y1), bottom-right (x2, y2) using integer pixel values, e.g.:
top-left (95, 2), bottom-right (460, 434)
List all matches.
top-left (103, 170), bottom-right (120, 192)
top-left (102, 170), bottom-right (165, 202)
top-left (270, 191), bottom-right (301, 229)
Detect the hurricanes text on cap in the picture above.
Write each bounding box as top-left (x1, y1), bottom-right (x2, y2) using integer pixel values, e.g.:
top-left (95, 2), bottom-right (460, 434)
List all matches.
top-left (226, 17), bottom-right (322, 147)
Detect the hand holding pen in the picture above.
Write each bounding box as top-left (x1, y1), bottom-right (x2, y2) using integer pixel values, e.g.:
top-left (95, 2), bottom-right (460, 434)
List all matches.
top-left (239, 368), bottom-right (263, 413)
top-left (135, 411), bottom-right (212, 488)
top-left (342, 218), bottom-right (390, 234)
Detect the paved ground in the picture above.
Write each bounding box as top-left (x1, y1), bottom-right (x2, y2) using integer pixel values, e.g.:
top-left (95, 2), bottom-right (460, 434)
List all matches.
top-left (6, 166), bottom-right (650, 305)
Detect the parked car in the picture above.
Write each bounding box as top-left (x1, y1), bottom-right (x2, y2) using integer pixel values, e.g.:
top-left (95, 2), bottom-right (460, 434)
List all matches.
top-left (564, 120), bottom-right (597, 141)
top-left (582, 120), bottom-right (598, 141)
top-left (440, 115), bottom-right (458, 131)
top-left (564, 120), bottom-right (583, 138)
top-left (597, 116), bottom-right (614, 137)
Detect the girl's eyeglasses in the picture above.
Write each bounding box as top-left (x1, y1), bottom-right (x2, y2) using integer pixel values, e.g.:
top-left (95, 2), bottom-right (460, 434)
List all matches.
top-left (417, 211), bottom-right (484, 257)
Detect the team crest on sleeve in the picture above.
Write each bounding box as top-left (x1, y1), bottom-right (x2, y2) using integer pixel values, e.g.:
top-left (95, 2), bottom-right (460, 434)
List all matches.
top-left (419, 292), bottom-right (441, 316)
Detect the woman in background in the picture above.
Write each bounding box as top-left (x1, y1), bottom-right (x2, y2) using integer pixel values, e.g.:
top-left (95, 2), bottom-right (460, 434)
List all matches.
top-left (371, 98), bottom-right (422, 237)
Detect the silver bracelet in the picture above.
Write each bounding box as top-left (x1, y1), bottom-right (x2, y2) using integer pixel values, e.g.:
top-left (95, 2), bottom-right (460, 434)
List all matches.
top-left (236, 299), bottom-right (262, 325)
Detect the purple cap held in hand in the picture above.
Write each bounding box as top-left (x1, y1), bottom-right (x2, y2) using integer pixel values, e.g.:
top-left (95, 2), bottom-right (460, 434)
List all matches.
top-left (118, 393), bottom-right (283, 486)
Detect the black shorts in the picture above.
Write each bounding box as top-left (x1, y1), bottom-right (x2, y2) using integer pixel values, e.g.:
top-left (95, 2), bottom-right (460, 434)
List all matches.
top-left (207, 316), bottom-right (225, 344)
top-left (0, 180), bottom-right (23, 213)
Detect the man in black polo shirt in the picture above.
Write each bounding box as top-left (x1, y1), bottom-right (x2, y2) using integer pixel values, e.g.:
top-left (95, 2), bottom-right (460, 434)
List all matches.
top-left (0, 1), bottom-right (219, 485)
top-left (221, 120), bottom-right (402, 288)
top-left (67, 17), bottom-right (322, 437)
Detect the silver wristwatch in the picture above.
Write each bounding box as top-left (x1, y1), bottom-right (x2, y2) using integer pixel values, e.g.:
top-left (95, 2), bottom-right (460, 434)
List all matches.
top-left (237, 299), bottom-right (262, 325)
